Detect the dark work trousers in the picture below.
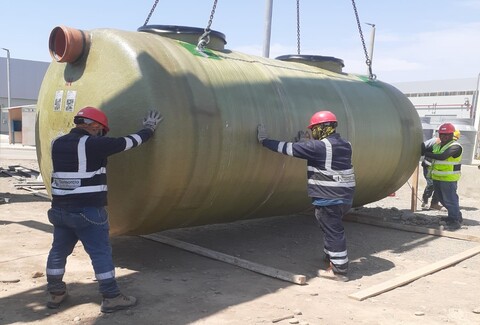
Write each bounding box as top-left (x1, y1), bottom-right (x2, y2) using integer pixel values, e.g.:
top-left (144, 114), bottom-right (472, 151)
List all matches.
top-left (433, 180), bottom-right (463, 223)
top-left (422, 166), bottom-right (438, 204)
top-left (314, 203), bottom-right (351, 274)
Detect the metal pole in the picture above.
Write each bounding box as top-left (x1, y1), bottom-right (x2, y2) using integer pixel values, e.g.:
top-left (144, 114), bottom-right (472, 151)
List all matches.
top-left (473, 72), bottom-right (480, 126)
top-left (1, 48), bottom-right (11, 135)
top-left (365, 23), bottom-right (375, 75)
top-left (473, 72), bottom-right (480, 160)
top-left (262, 0), bottom-right (274, 58)
top-left (1, 48), bottom-right (11, 108)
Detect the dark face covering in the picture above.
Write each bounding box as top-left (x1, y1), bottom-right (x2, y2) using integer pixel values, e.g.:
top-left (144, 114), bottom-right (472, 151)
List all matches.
top-left (311, 122), bottom-right (337, 140)
top-left (439, 133), bottom-right (453, 146)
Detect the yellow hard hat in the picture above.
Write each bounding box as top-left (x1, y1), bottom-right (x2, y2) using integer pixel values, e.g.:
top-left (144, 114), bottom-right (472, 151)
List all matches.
top-left (453, 129), bottom-right (461, 140)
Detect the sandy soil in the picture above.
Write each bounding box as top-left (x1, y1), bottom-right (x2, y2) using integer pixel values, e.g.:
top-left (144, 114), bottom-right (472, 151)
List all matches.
top-left (1, 158), bottom-right (480, 325)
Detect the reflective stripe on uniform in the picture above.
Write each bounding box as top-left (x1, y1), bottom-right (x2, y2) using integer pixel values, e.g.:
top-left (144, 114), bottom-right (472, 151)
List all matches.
top-left (46, 267), bottom-right (65, 276)
top-left (308, 165), bottom-right (355, 176)
top-left (77, 136), bottom-right (88, 172)
top-left (276, 141), bottom-right (294, 156)
top-left (432, 160), bottom-right (460, 165)
top-left (308, 179), bottom-right (356, 187)
top-left (96, 270), bottom-right (115, 281)
top-left (52, 185), bottom-right (108, 196)
top-left (431, 170), bottom-right (461, 175)
top-left (52, 167), bottom-right (107, 179)
top-left (286, 142), bottom-right (293, 156)
top-left (324, 248), bottom-right (349, 264)
top-left (124, 134), bottom-right (143, 150)
top-left (322, 138), bottom-right (334, 170)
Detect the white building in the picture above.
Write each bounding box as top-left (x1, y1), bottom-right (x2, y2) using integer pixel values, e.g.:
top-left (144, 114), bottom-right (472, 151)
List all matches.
top-left (0, 57), bottom-right (49, 134)
top-left (393, 77), bottom-right (479, 164)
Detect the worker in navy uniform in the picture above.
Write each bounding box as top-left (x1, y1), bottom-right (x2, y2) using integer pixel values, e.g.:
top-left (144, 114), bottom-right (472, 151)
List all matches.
top-left (46, 107), bottom-right (163, 312)
top-left (257, 110), bottom-right (355, 281)
top-left (421, 134), bottom-right (441, 210)
top-left (422, 123), bottom-right (463, 230)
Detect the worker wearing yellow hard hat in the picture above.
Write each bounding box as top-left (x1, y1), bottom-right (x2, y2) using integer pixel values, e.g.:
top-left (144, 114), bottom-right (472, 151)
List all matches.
top-left (453, 129), bottom-right (461, 141)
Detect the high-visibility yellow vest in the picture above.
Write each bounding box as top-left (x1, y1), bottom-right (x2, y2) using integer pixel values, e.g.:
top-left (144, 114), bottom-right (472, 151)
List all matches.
top-left (431, 140), bottom-right (462, 182)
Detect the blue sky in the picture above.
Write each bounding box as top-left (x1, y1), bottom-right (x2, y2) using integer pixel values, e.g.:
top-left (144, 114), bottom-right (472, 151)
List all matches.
top-left (1, 0), bottom-right (480, 83)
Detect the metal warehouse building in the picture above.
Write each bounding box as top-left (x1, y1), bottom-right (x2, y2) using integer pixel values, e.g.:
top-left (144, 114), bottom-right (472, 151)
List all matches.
top-left (0, 57), bottom-right (48, 140)
top-left (393, 78), bottom-right (480, 164)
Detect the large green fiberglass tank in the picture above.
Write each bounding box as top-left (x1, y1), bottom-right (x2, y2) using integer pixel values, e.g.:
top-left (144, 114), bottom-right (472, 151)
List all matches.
top-left (37, 25), bottom-right (422, 235)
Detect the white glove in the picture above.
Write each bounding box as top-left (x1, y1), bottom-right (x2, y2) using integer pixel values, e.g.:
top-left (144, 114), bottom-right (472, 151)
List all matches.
top-left (257, 124), bottom-right (268, 143)
top-left (143, 110), bottom-right (163, 132)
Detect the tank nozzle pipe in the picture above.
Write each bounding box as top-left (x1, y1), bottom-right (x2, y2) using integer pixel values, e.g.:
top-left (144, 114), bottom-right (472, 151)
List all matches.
top-left (49, 26), bottom-right (89, 63)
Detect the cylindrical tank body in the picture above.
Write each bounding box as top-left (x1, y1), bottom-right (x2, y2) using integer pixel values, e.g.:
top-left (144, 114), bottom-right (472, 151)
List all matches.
top-left (36, 26), bottom-right (422, 235)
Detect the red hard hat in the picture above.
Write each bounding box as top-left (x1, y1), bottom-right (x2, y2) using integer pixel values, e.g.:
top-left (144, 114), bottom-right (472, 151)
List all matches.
top-left (438, 123), bottom-right (455, 134)
top-left (308, 111), bottom-right (337, 129)
top-left (75, 106), bottom-right (110, 133)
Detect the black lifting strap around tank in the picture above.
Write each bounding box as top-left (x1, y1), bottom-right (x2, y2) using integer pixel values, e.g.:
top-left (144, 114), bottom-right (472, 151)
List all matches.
top-left (351, 0), bottom-right (376, 80)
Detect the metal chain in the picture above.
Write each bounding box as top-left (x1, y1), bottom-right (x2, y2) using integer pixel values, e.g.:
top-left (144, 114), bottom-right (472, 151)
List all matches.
top-left (80, 212), bottom-right (108, 225)
top-left (143, 0), bottom-right (160, 26)
top-left (296, 0), bottom-right (301, 55)
top-left (351, 0), bottom-right (376, 79)
top-left (197, 0), bottom-right (219, 51)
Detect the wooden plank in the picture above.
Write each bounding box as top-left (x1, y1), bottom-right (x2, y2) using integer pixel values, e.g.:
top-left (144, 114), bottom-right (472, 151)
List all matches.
top-left (0, 169), bottom-right (22, 180)
top-left (24, 186), bottom-right (46, 190)
top-left (272, 314), bottom-right (295, 323)
top-left (14, 181), bottom-right (45, 186)
top-left (410, 165), bottom-right (419, 212)
top-left (344, 213), bottom-right (480, 243)
top-left (17, 186), bottom-right (51, 200)
top-left (142, 233), bottom-right (307, 285)
top-left (349, 245), bottom-right (480, 301)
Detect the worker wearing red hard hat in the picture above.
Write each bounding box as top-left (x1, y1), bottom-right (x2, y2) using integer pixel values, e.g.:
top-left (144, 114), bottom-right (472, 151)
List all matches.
top-left (257, 110), bottom-right (355, 281)
top-left (422, 122), bottom-right (463, 230)
top-left (46, 106), bottom-right (163, 312)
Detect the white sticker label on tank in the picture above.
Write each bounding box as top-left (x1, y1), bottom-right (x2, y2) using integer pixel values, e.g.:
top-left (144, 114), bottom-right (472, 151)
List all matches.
top-left (65, 90), bottom-right (77, 112)
top-left (54, 90), bottom-right (63, 112)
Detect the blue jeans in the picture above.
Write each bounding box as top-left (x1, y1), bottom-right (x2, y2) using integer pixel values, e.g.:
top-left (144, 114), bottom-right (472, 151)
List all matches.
top-left (432, 180), bottom-right (462, 222)
top-left (46, 206), bottom-right (120, 298)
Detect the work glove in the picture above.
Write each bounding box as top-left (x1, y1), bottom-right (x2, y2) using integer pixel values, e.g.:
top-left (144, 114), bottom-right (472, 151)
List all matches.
top-left (143, 110), bottom-right (164, 132)
top-left (257, 124), bottom-right (268, 143)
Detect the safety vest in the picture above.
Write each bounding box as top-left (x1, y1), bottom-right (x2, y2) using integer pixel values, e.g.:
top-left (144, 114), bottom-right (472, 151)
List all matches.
top-left (430, 140), bottom-right (462, 182)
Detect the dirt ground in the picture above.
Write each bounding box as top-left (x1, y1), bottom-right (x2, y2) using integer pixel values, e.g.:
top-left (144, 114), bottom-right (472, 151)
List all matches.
top-left (1, 155), bottom-right (480, 325)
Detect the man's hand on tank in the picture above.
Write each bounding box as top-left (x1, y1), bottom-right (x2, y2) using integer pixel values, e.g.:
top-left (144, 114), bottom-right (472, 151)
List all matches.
top-left (143, 110), bottom-right (164, 132)
top-left (257, 124), bottom-right (268, 143)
